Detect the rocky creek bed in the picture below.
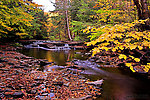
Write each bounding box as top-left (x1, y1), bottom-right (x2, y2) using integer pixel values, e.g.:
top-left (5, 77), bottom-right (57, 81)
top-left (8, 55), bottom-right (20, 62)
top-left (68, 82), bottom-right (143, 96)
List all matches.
top-left (0, 46), bottom-right (103, 99)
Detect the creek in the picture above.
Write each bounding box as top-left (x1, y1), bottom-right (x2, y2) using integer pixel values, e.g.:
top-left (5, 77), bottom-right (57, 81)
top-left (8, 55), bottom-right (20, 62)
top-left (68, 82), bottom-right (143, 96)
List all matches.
top-left (20, 48), bottom-right (150, 100)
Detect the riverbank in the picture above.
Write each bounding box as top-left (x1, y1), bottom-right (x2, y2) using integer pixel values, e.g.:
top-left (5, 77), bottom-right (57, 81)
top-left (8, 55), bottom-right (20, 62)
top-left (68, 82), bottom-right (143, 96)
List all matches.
top-left (0, 45), bottom-right (103, 99)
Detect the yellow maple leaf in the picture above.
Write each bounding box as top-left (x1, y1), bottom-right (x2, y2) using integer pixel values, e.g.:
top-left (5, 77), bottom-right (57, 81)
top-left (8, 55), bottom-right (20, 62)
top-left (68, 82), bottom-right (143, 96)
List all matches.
top-left (129, 45), bottom-right (137, 50)
top-left (119, 46), bottom-right (124, 50)
top-left (119, 54), bottom-right (127, 60)
top-left (129, 55), bottom-right (135, 59)
top-left (124, 39), bottom-right (131, 43)
top-left (134, 58), bottom-right (140, 62)
top-left (130, 66), bottom-right (136, 72)
top-left (138, 46), bottom-right (143, 50)
top-left (125, 63), bottom-right (132, 67)
top-left (112, 48), bottom-right (116, 52)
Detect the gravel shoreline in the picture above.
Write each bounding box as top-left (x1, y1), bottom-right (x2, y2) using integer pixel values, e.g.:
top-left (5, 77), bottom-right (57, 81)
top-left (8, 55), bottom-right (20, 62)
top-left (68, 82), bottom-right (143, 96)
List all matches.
top-left (0, 46), bottom-right (103, 99)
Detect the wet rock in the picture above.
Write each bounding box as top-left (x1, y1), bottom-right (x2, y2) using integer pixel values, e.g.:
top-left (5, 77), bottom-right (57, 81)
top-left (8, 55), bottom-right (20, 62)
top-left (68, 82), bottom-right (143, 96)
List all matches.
top-left (21, 87), bottom-right (26, 89)
top-left (22, 57), bottom-right (34, 59)
top-left (30, 90), bottom-right (37, 94)
top-left (0, 68), bottom-right (9, 71)
top-left (14, 66), bottom-right (25, 68)
top-left (41, 93), bottom-right (48, 96)
top-left (75, 52), bottom-right (82, 54)
top-left (0, 59), bottom-right (8, 63)
top-left (4, 92), bottom-right (13, 96)
top-left (8, 62), bottom-right (14, 65)
top-left (96, 59), bottom-right (103, 63)
top-left (12, 91), bottom-right (24, 98)
top-left (86, 79), bottom-right (104, 86)
top-left (63, 77), bottom-right (69, 81)
top-left (103, 65), bottom-right (114, 67)
top-left (24, 67), bottom-right (30, 70)
top-left (53, 82), bottom-right (63, 86)
top-left (48, 93), bottom-right (55, 98)
top-left (5, 78), bottom-right (14, 81)
top-left (69, 95), bottom-right (92, 100)
top-left (88, 58), bottom-right (95, 62)
top-left (64, 82), bottom-right (70, 87)
top-left (85, 53), bottom-right (91, 55)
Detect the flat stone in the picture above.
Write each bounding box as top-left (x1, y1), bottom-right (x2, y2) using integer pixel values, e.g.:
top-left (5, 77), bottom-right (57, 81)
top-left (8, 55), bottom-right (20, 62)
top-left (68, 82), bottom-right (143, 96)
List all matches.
top-left (48, 93), bottom-right (55, 98)
top-left (12, 91), bottom-right (24, 98)
top-left (21, 87), bottom-right (26, 89)
top-left (30, 90), bottom-right (36, 94)
top-left (41, 93), bottom-right (48, 96)
top-left (64, 82), bottom-right (70, 87)
top-left (103, 65), bottom-right (114, 67)
top-left (69, 95), bottom-right (92, 100)
top-left (4, 92), bottom-right (13, 96)
top-left (96, 60), bottom-right (103, 63)
top-left (86, 79), bottom-right (103, 86)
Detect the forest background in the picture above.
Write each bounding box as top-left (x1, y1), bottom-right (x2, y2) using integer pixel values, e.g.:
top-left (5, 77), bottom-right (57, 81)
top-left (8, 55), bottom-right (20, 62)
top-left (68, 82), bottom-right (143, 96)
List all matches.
top-left (0, 0), bottom-right (150, 73)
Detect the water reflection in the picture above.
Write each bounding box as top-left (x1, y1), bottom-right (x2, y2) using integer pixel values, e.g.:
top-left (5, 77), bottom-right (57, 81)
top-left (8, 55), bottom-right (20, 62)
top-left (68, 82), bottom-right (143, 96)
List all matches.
top-left (20, 48), bottom-right (89, 66)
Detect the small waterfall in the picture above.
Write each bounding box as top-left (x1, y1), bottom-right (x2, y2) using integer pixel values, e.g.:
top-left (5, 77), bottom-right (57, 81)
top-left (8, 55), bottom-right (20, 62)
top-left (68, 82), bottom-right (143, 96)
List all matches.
top-left (64, 44), bottom-right (69, 47)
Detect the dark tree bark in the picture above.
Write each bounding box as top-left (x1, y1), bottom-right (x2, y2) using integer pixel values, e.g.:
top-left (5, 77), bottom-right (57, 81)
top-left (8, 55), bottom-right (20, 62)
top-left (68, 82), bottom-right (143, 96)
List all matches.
top-left (133, 0), bottom-right (150, 30)
top-left (133, 0), bottom-right (150, 19)
top-left (133, 0), bottom-right (143, 19)
top-left (141, 0), bottom-right (150, 19)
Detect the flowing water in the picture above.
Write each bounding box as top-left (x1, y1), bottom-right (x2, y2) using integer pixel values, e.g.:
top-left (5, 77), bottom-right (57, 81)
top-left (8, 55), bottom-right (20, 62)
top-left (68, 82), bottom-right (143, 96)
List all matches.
top-left (20, 48), bottom-right (150, 100)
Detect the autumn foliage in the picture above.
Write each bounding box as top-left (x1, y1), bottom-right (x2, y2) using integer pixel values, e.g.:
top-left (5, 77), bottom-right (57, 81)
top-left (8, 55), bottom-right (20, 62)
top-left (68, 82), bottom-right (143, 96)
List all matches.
top-left (0, 0), bottom-right (49, 40)
top-left (85, 0), bottom-right (150, 73)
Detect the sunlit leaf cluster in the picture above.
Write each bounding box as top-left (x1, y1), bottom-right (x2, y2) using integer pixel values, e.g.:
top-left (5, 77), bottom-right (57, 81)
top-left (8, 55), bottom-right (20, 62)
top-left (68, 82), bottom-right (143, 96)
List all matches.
top-left (86, 18), bottom-right (150, 73)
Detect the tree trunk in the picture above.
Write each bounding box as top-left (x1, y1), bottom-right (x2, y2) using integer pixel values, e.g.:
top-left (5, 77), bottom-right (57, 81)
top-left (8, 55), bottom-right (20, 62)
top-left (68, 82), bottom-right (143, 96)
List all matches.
top-left (141, 0), bottom-right (150, 19)
top-left (133, 0), bottom-right (150, 19)
top-left (64, 0), bottom-right (72, 41)
top-left (65, 10), bottom-right (72, 41)
top-left (133, 0), bottom-right (150, 30)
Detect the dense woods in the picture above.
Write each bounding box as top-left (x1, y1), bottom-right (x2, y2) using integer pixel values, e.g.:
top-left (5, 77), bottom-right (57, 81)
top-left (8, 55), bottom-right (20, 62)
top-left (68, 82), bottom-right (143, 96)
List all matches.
top-left (0, 0), bottom-right (150, 72)
top-left (0, 0), bottom-right (150, 99)
top-left (0, 0), bottom-right (49, 40)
